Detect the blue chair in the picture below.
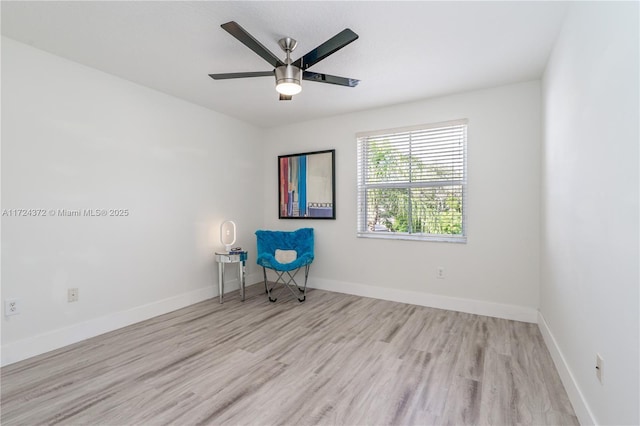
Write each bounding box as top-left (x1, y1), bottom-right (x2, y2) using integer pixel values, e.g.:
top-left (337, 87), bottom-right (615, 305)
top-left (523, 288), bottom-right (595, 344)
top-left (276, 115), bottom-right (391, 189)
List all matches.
top-left (255, 228), bottom-right (314, 302)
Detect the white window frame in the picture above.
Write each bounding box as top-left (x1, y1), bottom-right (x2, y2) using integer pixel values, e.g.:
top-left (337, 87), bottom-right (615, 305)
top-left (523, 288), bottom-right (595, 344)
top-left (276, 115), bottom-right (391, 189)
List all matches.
top-left (356, 119), bottom-right (468, 243)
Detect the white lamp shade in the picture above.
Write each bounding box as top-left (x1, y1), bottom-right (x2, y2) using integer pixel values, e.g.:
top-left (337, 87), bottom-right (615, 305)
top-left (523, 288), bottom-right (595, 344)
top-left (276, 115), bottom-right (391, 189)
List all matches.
top-left (220, 220), bottom-right (236, 251)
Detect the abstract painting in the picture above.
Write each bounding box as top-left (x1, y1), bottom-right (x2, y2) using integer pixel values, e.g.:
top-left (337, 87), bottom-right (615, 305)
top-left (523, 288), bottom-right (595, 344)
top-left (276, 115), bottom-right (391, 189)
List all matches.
top-left (278, 149), bottom-right (335, 219)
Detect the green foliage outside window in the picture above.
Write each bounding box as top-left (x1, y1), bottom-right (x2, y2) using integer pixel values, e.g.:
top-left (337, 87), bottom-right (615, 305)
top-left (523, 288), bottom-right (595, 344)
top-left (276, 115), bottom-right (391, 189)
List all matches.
top-left (365, 141), bottom-right (463, 236)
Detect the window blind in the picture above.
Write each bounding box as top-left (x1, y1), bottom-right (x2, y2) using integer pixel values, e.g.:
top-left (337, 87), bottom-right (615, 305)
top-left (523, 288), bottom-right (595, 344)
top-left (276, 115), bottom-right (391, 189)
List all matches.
top-left (356, 119), bottom-right (467, 242)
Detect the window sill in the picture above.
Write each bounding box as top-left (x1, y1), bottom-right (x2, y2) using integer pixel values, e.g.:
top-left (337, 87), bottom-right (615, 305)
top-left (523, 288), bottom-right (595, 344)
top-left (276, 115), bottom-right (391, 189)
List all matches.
top-left (356, 232), bottom-right (467, 244)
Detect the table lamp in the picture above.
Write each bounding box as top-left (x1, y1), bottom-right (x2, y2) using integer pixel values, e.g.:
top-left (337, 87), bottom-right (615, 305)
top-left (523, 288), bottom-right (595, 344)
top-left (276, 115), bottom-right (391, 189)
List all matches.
top-left (220, 220), bottom-right (236, 252)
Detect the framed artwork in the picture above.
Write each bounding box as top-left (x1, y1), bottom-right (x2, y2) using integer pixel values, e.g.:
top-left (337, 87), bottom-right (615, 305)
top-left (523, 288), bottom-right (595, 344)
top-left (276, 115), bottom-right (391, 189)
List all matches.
top-left (278, 149), bottom-right (336, 219)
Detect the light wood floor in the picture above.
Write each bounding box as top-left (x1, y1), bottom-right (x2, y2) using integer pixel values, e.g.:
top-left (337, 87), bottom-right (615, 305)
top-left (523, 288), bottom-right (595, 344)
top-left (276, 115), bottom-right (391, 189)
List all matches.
top-left (1, 285), bottom-right (578, 425)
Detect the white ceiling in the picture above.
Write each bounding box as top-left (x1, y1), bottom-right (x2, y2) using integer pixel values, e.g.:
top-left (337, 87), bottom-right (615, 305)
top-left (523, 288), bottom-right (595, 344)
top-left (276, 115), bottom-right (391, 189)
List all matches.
top-left (1, 1), bottom-right (570, 128)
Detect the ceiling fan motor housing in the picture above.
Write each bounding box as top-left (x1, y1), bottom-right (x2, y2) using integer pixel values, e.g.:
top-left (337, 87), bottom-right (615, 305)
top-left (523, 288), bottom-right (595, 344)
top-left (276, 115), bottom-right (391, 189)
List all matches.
top-left (275, 36), bottom-right (301, 92)
top-left (275, 64), bottom-right (302, 87)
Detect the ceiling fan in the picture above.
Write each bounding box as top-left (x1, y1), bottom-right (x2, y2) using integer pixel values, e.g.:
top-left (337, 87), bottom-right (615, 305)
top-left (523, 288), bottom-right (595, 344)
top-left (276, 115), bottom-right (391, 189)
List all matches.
top-left (209, 21), bottom-right (360, 101)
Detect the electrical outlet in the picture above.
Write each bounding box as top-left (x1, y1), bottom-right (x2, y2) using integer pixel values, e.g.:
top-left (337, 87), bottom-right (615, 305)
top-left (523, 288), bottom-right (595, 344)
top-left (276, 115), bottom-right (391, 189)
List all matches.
top-left (68, 288), bottom-right (79, 303)
top-left (437, 267), bottom-right (445, 279)
top-left (4, 299), bottom-right (20, 316)
top-left (596, 353), bottom-right (604, 384)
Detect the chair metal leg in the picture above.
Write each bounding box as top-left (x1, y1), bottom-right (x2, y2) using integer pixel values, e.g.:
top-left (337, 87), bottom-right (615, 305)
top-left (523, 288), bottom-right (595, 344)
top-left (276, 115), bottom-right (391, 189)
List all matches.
top-left (262, 267), bottom-right (269, 294)
top-left (267, 270), bottom-right (288, 303)
top-left (263, 267), bottom-right (280, 302)
top-left (265, 264), bottom-right (311, 303)
top-left (298, 264), bottom-right (310, 302)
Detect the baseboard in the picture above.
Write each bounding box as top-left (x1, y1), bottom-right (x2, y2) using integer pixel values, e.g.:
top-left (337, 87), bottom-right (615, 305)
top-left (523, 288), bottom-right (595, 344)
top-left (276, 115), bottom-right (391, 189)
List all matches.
top-left (538, 311), bottom-right (597, 425)
top-left (1, 272), bottom-right (263, 367)
top-left (308, 277), bottom-right (538, 323)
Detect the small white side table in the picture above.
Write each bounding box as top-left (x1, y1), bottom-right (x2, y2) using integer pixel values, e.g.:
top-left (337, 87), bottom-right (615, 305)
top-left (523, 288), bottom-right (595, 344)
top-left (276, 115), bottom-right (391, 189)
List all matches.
top-left (215, 251), bottom-right (248, 304)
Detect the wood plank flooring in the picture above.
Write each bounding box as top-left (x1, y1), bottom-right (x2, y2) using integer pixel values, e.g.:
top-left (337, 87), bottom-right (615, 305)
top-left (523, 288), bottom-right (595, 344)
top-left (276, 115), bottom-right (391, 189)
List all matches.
top-left (1, 285), bottom-right (578, 425)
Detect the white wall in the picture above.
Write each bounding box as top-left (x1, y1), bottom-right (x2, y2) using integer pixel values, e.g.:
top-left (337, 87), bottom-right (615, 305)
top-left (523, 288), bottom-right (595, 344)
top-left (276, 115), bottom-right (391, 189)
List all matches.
top-left (540, 2), bottom-right (639, 425)
top-left (262, 81), bottom-right (541, 321)
top-left (1, 38), bottom-right (264, 365)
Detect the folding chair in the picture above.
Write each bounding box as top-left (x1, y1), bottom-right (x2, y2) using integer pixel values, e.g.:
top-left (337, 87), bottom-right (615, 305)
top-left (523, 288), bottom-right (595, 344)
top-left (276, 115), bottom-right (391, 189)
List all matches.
top-left (255, 228), bottom-right (314, 302)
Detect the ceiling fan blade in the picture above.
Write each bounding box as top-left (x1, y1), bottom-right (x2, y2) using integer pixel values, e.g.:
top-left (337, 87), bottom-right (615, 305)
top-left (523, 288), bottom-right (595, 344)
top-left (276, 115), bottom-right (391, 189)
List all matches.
top-left (221, 21), bottom-right (284, 68)
top-left (209, 71), bottom-right (273, 80)
top-left (293, 29), bottom-right (359, 70)
top-left (279, 94), bottom-right (293, 101)
top-left (303, 71), bottom-right (359, 87)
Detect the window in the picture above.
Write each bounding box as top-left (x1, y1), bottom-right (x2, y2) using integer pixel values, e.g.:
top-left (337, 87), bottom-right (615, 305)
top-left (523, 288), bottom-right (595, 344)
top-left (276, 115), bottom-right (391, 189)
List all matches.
top-left (356, 119), bottom-right (467, 242)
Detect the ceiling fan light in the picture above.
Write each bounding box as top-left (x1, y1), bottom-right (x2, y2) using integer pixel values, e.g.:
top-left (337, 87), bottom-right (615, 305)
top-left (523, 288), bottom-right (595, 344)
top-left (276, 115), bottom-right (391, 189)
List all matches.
top-left (275, 65), bottom-right (302, 95)
top-left (276, 82), bottom-right (302, 96)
